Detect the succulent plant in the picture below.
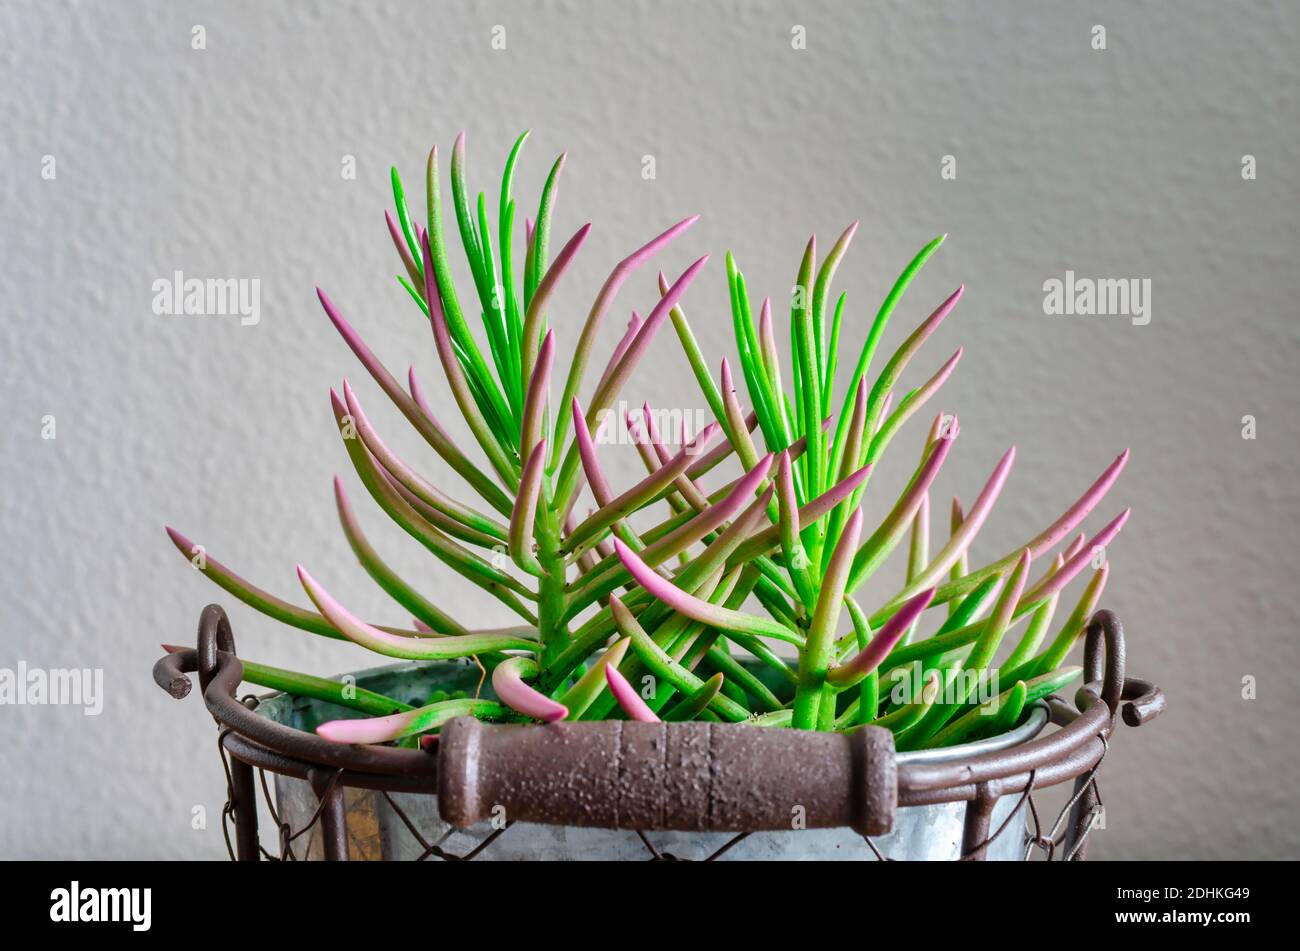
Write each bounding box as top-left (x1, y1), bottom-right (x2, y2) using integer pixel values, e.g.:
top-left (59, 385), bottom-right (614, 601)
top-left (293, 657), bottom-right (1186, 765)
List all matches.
top-left (168, 132), bottom-right (1129, 749)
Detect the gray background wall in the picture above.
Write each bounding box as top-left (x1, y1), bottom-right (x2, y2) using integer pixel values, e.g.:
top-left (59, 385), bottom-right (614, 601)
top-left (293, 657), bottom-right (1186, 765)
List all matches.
top-left (2, 0), bottom-right (1297, 859)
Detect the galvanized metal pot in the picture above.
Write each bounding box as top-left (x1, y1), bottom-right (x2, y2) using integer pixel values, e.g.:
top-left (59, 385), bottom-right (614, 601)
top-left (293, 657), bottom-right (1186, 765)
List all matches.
top-left (258, 660), bottom-right (1045, 861)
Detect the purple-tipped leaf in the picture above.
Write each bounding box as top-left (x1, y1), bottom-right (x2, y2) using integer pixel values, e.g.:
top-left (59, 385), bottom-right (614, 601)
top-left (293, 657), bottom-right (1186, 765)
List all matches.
top-left (342, 380), bottom-right (506, 543)
top-left (520, 329), bottom-right (555, 459)
top-left (593, 312), bottom-right (644, 395)
top-left (605, 664), bottom-right (660, 722)
top-left (848, 429), bottom-right (956, 591)
top-left (492, 656), bottom-right (568, 723)
top-left (1021, 508), bottom-right (1130, 604)
top-left (827, 588), bottom-right (937, 687)
top-left (614, 539), bottom-right (800, 644)
top-left (296, 566), bottom-right (536, 660)
top-left (571, 396), bottom-right (614, 507)
top-left (719, 357), bottom-right (762, 469)
top-left (588, 255), bottom-right (710, 419)
top-left (317, 288), bottom-right (512, 515)
top-left (386, 209), bottom-right (422, 288)
top-left (522, 224), bottom-right (590, 385)
top-left (555, 215), bottom-right (701, 451)
top-left (509, 440), bottom-right (547, 576)
top-left (891, 445), bottom-right (1016, 602)
top-left (315, 699), bottom-right (507, 745)
top-left (940, 450), bottom-right (1130, 604)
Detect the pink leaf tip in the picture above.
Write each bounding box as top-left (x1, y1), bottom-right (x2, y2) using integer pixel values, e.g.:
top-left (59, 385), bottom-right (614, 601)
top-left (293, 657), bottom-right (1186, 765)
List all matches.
top-left (605, 664), bottom-right (660, 722)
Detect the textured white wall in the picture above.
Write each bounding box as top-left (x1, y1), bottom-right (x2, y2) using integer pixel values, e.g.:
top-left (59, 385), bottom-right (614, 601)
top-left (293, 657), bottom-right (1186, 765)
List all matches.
top-left (2, 0), bottom-right (1298, 858)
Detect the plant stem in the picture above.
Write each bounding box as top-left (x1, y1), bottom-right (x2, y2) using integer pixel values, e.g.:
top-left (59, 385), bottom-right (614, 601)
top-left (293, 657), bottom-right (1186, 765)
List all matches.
top-left (536, 512), bottom-right (570, 668)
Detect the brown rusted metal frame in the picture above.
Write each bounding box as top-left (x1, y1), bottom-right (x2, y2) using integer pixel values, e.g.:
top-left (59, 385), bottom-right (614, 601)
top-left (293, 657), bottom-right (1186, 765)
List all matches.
top-left (153, 604), bottom-right (1163, 861)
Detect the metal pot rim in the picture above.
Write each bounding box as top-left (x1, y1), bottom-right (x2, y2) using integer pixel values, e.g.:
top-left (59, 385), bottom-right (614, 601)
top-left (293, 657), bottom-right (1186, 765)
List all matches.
top-left (253, 658), bottom-right (1050, 760)
top-left (896, 702), bottom-right (1049, 762)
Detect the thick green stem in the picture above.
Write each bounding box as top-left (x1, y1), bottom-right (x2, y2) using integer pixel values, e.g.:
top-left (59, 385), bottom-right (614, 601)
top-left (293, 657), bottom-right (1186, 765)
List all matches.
top-left (536, 513), bottom-right (570, 668)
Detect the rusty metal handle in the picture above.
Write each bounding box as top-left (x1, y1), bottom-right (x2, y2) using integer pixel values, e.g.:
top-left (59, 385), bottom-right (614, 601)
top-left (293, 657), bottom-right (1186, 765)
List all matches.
top-left (153, 604), bottom-right (438, 777)
top-left (1075, 609), bottom-right (1167, 727)
top-left (436, 716), bottom-right (899, 835)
